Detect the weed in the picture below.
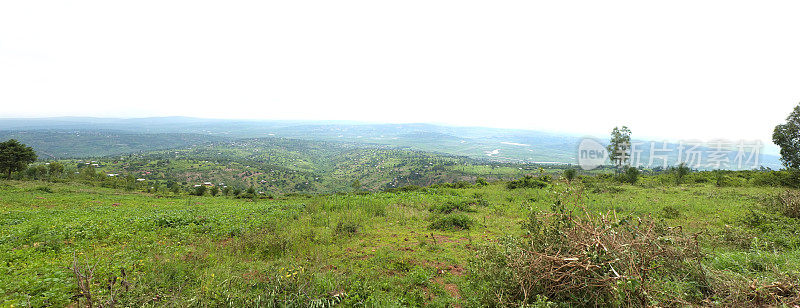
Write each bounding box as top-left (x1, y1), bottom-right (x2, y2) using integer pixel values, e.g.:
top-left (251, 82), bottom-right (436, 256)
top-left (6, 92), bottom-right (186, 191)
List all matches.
top-left (660, 205), bottom-right (681, 219)
top-left (429, 200), bottom-right (477, 214)
top-left (334, 219), bottom-right (361, 236)
top-left (776, 190), bottom-right (800, 218)
top-left (430, 214), bottom-right (474, 231)
top-left (33, 185), bottom-right (53, 193)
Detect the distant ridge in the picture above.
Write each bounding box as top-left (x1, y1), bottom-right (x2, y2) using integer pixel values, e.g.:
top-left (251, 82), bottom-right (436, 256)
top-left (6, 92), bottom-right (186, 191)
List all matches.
top-left (0, 117), bottom-right (783, 169)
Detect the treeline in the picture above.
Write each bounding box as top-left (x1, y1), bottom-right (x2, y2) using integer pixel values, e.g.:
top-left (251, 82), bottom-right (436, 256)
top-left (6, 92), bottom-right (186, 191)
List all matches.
top-left (7, 162), bottom-right (277, 199)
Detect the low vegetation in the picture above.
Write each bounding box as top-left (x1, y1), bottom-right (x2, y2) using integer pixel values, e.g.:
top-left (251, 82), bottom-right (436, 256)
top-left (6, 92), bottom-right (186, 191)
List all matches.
top-left (2, 170), bottom-right (800, 307)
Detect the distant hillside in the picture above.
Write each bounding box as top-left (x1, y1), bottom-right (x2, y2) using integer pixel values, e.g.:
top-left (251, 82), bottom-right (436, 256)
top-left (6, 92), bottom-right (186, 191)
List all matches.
top-left (78, 138), bottom-right (539, 193)
top-left (0, 130), bottom-right (225, 158)
top-left (0, 117), bottom-right (783, 169)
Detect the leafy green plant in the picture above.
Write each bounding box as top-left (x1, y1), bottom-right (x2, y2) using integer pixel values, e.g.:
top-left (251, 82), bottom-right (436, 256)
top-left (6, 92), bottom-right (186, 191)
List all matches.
top-left (661, 205), bottom-right (681, 219)
top-left (619, 167), bottom-right (640, 184)
top-left (429, 214), bottom-right (474, 230)
top-left (191, 185), bottom-right (207, 196)
top-left (334, 219), bottom-right (361, 236)
top-left (776, 190), bottom-right (800, 218)
top-left (33, 185), bottom-right (53, 193)
top-left (430, 200), bottom-right (477, 214)
top-left (672, 163), bottom-right (691, 185)
top-left (563, 169), bottom-right (576, 182)
top-left (507, 175), bottom-right (547, 189)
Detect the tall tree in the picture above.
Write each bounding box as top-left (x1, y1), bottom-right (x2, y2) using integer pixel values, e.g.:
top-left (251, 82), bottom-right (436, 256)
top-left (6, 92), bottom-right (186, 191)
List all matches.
top-left (773, 104), bottom-right (800, 169)
top-left (607, 126), bottom-right (631, 172)
top-left (0, 139), bottom-right (37, 179)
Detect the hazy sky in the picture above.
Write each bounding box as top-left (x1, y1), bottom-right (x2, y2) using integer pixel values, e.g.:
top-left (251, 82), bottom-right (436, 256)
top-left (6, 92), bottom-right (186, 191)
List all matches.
top-left (1, 1), bottom-right (798, 145)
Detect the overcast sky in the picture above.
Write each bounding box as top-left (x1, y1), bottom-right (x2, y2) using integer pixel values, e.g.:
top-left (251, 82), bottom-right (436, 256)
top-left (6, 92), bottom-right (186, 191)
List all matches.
top-left (1, 1), bottom-right (798, 146)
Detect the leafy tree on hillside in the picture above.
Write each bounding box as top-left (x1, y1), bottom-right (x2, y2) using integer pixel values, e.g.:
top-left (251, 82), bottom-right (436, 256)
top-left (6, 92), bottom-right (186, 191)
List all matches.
top-left (0, 139), bottom-right (37, 179)
top-left (193, 185), bottom-right (207, 196)
top-left (47, 162), bottom-right (64, 178)
top-left (607, 126), bottom-right (631, 173)
top-left (773, 104), bottom-right (800, 169)
top-left (672, 162), bottom-right (691, 184)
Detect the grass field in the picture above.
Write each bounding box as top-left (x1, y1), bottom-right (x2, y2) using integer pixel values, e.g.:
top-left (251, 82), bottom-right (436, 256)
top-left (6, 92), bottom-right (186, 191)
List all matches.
top-left (1, 177), bottom-right (799, 307)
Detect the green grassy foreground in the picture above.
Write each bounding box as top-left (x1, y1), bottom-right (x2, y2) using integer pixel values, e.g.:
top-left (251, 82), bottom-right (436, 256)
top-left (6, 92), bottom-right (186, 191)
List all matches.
top-left (1, 178), bottom-right (799, 307)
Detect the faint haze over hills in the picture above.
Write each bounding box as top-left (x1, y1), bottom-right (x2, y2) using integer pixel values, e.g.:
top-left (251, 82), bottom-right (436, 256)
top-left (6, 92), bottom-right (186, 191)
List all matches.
top-left (0, 117), bottom-right (783, 169)
top-left (2, 1), bottom-right (799, 149)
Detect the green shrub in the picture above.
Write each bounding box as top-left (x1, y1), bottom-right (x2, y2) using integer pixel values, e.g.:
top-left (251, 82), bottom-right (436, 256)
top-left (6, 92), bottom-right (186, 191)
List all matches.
top-left (191, 185), bottom-right (207, 196)
top-left (752, 171), bottom-right (784, 187)
top-left (236, 186), bottom-right (257, 199)
top-left (775, 190), bottom-right (800, 219)
top-left (429, 214), bottom-right (474, 231)
top-left (507, 175), bottom-right (547, 189)
top-left (661, 205), bottom-right (681, 219)
top-left (619, 167), bottom-right (640, 184)
top-left (779, 169), bottom-right (800, 188)
top-left (430, 200), bottom-right (478, 214)
top-left (740, 209), bottom-right (800, 249)
top-left (453, 181), bottom-right (472, 189)
top-left (672, 163), bottom-right (691, 185)
top-left (334, 219), bottom-right (361, 236)
top-left (391, 185), bottom-right (422, 192)
top-left (563, 169), bottom-right (577, 182)
top-left (33, 186), bottom-right (53, 193)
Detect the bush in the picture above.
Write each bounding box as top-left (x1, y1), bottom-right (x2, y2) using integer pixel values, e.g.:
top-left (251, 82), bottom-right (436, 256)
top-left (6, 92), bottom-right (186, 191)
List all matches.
top-left (191, 185), bottom-right (207, 196)
top-left (33, 186), bottom-right (53, 193)
top-left (776, 190), bottom-right (800, 218)
top-left (334, 219), bottom-right (361, 236)
top-left (619, 167), bottom-right (640, 184)
top-left (390, 185), bottom-right (422, 192)
top-left (714, 171), bottom-right (728, 187)
top-left (672, 163), bottom-right (691, 185)
top-left (563, 169), bottom-right (576, 182)
top-left (429, 214), bottom-right (474, 231)
top-left (453, 181), bottom-right (472, 189)
top-left (661, 205), bottom-right (681, 219)
top-left (468, 204), bottom-right (707, 306)
top-left (507, 175), bottom-right (547, 189)
top-left (236, 187), bottom-right (257, 199)
top-left (475, 177), bottom-right (489, 186)
top-left (430, 200), bottom-right (478, 214)
top-left (740, 209), bottom-right (800, 249)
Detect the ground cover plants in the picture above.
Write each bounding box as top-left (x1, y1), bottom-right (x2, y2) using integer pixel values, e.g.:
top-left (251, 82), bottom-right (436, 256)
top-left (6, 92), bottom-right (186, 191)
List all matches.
top-left (2, 169), bottom-right (800, 307)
